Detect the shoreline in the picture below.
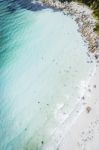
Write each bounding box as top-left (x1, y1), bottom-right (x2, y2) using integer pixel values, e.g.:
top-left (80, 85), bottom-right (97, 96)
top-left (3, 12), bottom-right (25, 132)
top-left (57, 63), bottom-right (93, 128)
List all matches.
top-left (41, 0), bottom-right (99, 55)
top-left (39, 1), bottom-right (99, 149)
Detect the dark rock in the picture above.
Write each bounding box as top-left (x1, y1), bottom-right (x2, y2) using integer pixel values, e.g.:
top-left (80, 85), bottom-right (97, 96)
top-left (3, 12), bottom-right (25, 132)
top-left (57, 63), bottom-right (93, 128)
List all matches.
top-left (95, 54), bottom-right (99, 59)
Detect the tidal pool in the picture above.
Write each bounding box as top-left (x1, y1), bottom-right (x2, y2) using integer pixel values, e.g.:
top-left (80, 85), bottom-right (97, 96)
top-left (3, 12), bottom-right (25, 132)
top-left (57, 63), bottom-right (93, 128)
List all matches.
top-left (0, 1), bottom-right (94, 150)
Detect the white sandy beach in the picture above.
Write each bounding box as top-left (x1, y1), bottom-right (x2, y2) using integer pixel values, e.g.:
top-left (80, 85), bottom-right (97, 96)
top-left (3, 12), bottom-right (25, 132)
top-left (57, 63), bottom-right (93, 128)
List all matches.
top-left (57, 63), bottom-right (99, 150)
top-left (39, 2), bottom-right (99, 150)
top-left (42, 64), bottom-right (99, 150)
top-left (39, 1), bottom-right (99, 150)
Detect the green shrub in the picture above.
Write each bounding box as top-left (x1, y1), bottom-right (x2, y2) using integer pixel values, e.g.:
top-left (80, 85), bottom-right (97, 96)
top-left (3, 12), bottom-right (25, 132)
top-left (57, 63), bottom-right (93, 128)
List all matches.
top-left (94, 22), bottom-right (99, 34)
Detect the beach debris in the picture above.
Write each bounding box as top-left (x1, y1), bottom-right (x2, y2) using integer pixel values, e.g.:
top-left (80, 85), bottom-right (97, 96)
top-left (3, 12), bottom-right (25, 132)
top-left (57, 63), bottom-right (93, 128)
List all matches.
top-left (95, 54), bottom-right (99, 59)
top-left (86, 106), bottom-right (92, 113)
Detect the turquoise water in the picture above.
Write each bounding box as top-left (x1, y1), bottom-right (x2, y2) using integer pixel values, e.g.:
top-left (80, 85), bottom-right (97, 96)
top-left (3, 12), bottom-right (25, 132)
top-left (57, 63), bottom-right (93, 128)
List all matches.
top-left (0, 1), bottom-right (94, 150)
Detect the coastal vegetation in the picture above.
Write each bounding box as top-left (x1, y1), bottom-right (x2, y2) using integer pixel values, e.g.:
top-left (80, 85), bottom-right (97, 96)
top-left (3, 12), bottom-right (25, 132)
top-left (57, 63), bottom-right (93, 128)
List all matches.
top-left (59, 0), bottom-right (99, 34)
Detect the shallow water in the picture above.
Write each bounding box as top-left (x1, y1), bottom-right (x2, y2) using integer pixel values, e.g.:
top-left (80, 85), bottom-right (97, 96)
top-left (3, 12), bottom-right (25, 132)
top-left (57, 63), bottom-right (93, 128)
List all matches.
top-left (0, 1), bottom-right (95, 150)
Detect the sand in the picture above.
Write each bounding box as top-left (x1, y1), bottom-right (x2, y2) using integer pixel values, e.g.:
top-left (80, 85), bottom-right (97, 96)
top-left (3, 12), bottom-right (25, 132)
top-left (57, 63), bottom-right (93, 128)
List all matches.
top-left (57, 64), bottom-right (99, 150)
top-left (42, 64), bottom-right (99, 150)
top-left (39, 1), bottom-right (99, 149)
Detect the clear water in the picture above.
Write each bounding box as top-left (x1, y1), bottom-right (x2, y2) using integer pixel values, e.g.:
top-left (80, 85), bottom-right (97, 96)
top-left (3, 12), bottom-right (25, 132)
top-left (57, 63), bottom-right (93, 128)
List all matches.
top-left (0, 1), bottom-right (94, 150)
